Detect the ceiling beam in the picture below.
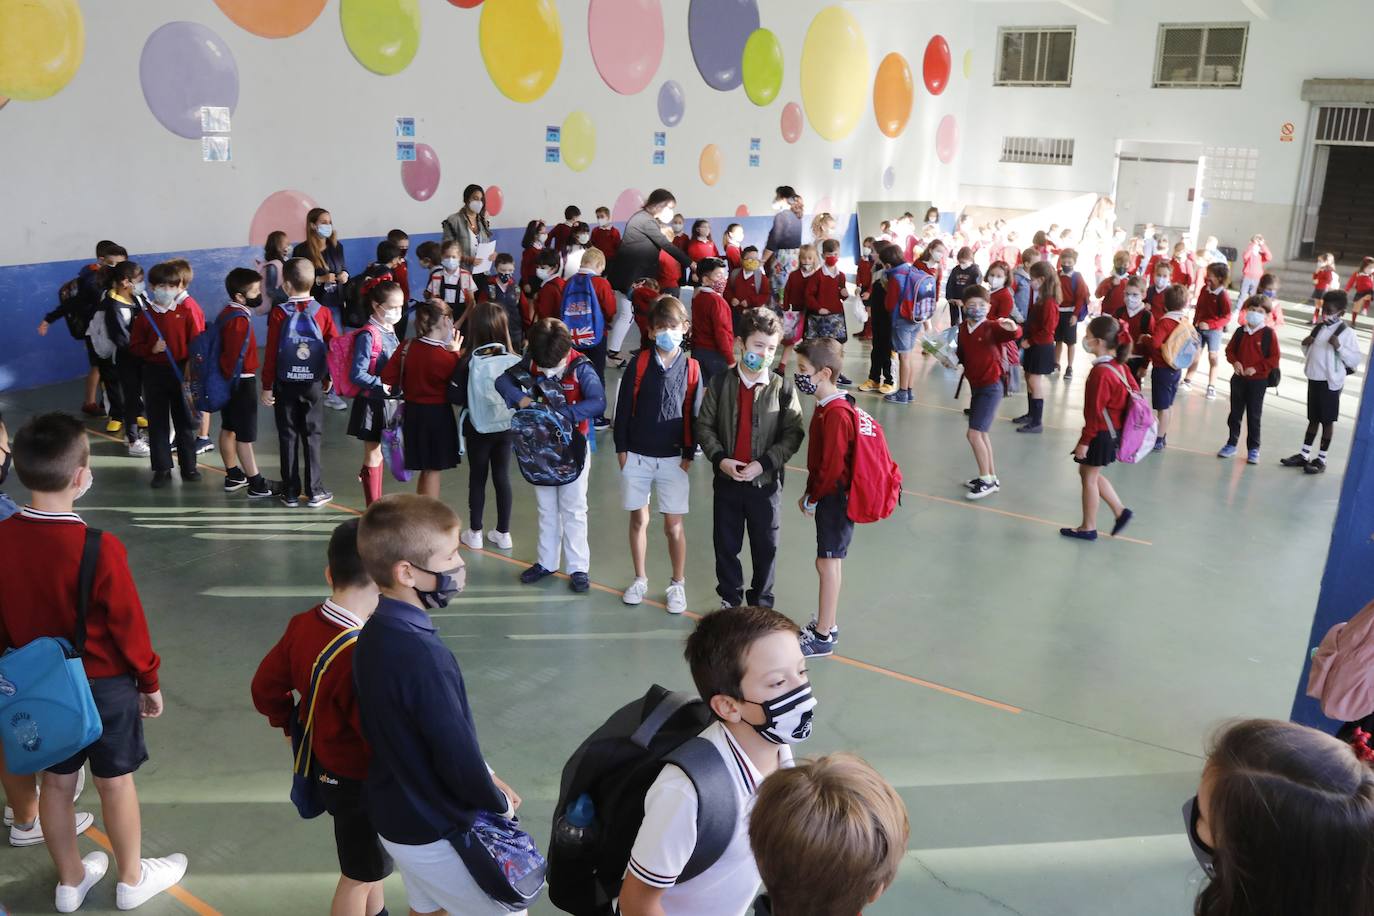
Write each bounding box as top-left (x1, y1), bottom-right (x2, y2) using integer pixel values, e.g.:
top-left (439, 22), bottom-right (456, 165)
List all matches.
top-left (1239, 0), bottom-right (1270, 19)
top-left (1058, 0), bottom-right (1112, 25)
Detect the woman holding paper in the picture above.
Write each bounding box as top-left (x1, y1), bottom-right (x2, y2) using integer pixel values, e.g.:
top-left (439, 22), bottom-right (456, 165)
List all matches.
top-left (442, 184), bottom-right (495, 291)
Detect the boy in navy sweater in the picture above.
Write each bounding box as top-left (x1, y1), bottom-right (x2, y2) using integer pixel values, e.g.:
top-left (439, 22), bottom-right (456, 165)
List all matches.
top-left (353, 494), bottom-right (523, 916)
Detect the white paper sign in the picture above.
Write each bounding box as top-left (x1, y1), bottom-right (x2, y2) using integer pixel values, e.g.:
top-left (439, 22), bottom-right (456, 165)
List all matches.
top-left (471, 241), bottom-right (497, 274)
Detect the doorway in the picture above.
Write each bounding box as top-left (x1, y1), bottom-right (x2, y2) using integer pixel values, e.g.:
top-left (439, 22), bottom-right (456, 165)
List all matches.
top-left (1112, 141), bottom-right (1204, 243)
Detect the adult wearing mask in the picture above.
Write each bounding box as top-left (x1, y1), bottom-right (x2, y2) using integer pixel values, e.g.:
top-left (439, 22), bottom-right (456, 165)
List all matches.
top-left (292, 207), bottom-right (350, 409)
top-left (762, 186), bottom-right (805, 310)
top-left (442, 184), bottom-right (495, 290)
top-left (606, 189), bottom-right (692, 360)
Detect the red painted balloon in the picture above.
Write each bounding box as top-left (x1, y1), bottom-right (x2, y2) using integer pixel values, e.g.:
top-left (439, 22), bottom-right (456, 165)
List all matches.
top-left (923, 35), bottom-right (951, 96)
top-left (735, 204), bottom-right (750, 217)
top-left (486, 185), bottom-right (504, 217)
top-left (447, 0), bottom-right (483, 7)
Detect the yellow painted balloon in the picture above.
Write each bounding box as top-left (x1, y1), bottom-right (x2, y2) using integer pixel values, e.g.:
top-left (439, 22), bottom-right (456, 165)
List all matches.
top-left (963, 49), bottom-right (973, 79)
top-left (562, 111), bottom-right (595, 172)
top-left (340, 0), bottom-right (421, 75)
top-left (0, 0), bottom-right (84, 101)
top-left (699, 144), bottom-right (721, 186)
top-left (480, 0), bottom-right (562, 103)
top-left (800, 6), bottom-right (868, 141)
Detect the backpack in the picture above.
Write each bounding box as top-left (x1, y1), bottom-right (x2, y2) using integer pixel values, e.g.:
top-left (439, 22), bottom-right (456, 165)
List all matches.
top-left (461, 343), bottom-right (522, 434)
top-left (328, 325), bottom-right (383, 400)
top-left (836, 399), bottom-right (902, 523)
top-left (561, 273), bottom-right (606, 348)
top-left (86, 299), bottom-right (118, 360)
top-left (893, 266), bottom-right (937, 323)
top-left (1067, 273), bottom-right (1088, 321)
top-left (1159, 315), bottom-right (1201, 370)
top-left (1230, 326), bottom-right (1283, 389)
top-left (276, 301), bottom-right (328, 384)
top-left (1100, 364), bottom-right (1157, 463)
top-left (629, 350), bottom-right (701, 450)
top-left (508, 360), bottom-right (591, 486)
top-left (187, 307), bottom-right (252, 413)
top-left (1308, 599), bottom-right (1374, 722)
top-left (288, 626), bottom-right (360, 819)
top-left (258, 258), bottom-right (288, 307)
top-left (0, 528), bottom-right (105, 775)
top-left (56, 265), bottom-right (101, 339)
top-left (546, 686), bottom-right (737, 915)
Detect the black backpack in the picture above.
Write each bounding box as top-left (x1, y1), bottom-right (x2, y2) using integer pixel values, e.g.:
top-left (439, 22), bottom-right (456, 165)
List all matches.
top-left (1232, 326), bottom-right (1283, 388)
top-left (547, 686), bottom-right (737, 915)
top-left (56, 264), bottom-right (102, 339)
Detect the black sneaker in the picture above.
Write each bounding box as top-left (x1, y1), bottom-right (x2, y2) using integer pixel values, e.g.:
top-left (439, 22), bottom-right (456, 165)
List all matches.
top-left (306, 490), bottom-right (334, 508)
top-left (1011, 413), bottom-right (1031, 424)
top-left (247, 477), bottom-right (275, 498)
top-left (1015, 422), bottom-right (1044, 434)
top-left (1279, 453), bottom-right (1310, 468)
top-left (279, 492), bottom-right (301, 508)
top-left (964, 477), bottom-right (980, 491)
top-left (223, 469), bottom-right (249, 493)
top-left (1305, 458), bottom-right (1327, 474)
top-left (837, 374), bottom-right (853, 388)
top-left (569, 572), bottom-right (591, 593)
top-left (593, 417), bottom-right (612, 430)
top-left (799, 623), bottom-right (837, 658)
top-left (1063, 367), bottom-right (1074, 381)
top-left (180, 469), bottom-right (202, 483)
top-left (150, 470), bottom-right (173, 489)
top-left (520, 563), bottom-right (554, 584)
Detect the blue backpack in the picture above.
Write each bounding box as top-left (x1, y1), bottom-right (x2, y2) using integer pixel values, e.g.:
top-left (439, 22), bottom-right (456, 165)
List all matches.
top-left (276, 301), bottom-right (327, 384)
top-left (507, 361), bottom-right (590, 486)
top-left (560, 274), bottom-right (605, 348)
top-left (187, 307), bottom-right (251, 413)
top-left (0, 528), bottom-right (104, 775)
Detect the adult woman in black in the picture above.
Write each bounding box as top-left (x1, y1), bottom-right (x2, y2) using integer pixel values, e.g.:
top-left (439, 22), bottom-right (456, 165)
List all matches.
top-left (292, 207), bottom-right (350, 409)
top-left (606, 189), bottom-right (691, 361)
top-left (442, 184), bottom-right (495, 291)
top-left (762, 186), bottom-right (804, 310)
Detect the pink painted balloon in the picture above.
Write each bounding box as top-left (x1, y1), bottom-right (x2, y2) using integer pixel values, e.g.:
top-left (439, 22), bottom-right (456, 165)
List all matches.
top-left (815, 195), bottom-right (833, 215)
top-left (401, 143), bottom-right (441, 201)
top-left (936, 114), bottom-right (958, 163)
top-left (923, 35), bottom-right (951, 95)
top-left (612, 188), bottom-right (645, 222)
top-left (588, 0), bottom-right (663, 95)
top-left (735, 204), bottom-right (749, 217)
top-left (249, 189), bottom-right (318, 247)
top-left (780, 101), bottom-right (803, 143)
top-left (485, 184), bottom-right (504, 216)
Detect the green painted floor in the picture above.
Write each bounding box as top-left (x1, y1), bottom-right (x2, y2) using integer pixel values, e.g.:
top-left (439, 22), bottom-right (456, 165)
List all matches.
top-left (0, 311), bottom-right (1364, 916)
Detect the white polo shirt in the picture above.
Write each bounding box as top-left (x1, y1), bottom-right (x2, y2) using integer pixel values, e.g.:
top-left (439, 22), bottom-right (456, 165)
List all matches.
top-left (625, 721), bottom-right (793, 916)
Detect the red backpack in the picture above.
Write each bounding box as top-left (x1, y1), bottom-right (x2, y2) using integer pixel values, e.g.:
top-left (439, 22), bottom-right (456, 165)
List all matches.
top-left (835, 399), bottom-right (902, 523)
top-left (630, 349), bottom-right (701, 449)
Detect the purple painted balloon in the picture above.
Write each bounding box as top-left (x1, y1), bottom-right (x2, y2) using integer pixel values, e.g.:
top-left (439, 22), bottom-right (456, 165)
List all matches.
top-left (401, 143), bottom-right (441, 202)
top-left (139, 21), bottom-right (240, 139)
top-left (882, 166), bottom-right (895, 190)
top-left (688, 0), bottom-right (759, 91)
top-left (612, 188), bottom-right (645, 222)
top-left (657, 80), bottom-right (685, 127)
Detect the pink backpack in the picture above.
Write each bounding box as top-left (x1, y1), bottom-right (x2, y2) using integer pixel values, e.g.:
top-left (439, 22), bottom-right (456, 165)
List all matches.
top-left (327, 325), bottom-right (382, 399)
top-left (1307, 600), bottom-right (1374, 722)
top-left (1102, 364), bottom-right (1157, 463)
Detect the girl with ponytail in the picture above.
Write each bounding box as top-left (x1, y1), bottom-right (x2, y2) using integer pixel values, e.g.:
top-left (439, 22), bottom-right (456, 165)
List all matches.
top-left (1061, 314), bottom-right (1136, 541)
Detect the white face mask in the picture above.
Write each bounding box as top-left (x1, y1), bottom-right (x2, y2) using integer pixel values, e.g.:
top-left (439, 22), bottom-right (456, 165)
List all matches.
top-left (382, 307), bottom-right (403, 326)
top-left (536, 266), bottom-right (555, 281)
top-left (74, 467), bottom-right (93, 501)
top-left (1125, 294), bottom-right (1144, 314)
top-left (467, 199), bottom-right (483, 213)
top-left (988, 275), bottom-right (1005, 290)
top-left (598, 217), bottom-right (610, 228)
top-left (539, 363), bottom-right (564, 378)
top-left (657, 207), bottom-right (675, 225)
top-left (772, 200), bottom-right (788, 212)
top-left (575, 233), bottom-right (591, 245)
top-left (442, 257), bottom-right (461, 273)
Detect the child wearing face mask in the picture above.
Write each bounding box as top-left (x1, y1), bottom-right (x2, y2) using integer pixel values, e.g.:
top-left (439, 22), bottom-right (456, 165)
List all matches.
top-left (495, 319), bottom-right (606, 593)
top-left (532, 249), bottom-right (567, 323)
top-left (380, 300), bottom-right (463, 500)
top-left (686, 219), bottom-right (721, 283)
top-left (1144, 261), bottom-right (1174, 319)
top-left (427, 241), bottom-right (478, 332)
top-left (1096, 251), bottom-right (1132, 318)
top-left (1281, 290), bottom-right (1365, 474)
top-left (1011, 247), bottom-right (1039, 322)
top-left (618, 606), bottom-right (813, 916)
top-left (1054, 249), bottom-right (1090, 381)
top-left (548, 205), bottom-right (582, 253)
top-left (955, 285), bottom-right (1022, 500)
top-left (352, 495), bottom-right (527, 916)
top-left (561, 221), bottom-right (593, 279)
top-left (590, 206), bottom-right (621, 262)
top-left (805, 239), bottom-right (853, 387)
top-left (722, 222), bottom-right (744, 270)
top-left (166, 259), bottom-right (220, 446)
top-left (629, 278), bottom-right (661, 351)
top-left (1258, 272), bottom-right (1284, 328)
top-left (671, 214), bottom-right (689, 253)
top-left (1113, 276), bottom-right (1152, 383)
top-left (1184, 263), bottom-right (1234, 399)
top-left (692, 259), bottom-right (737, 383)
top-left (855, 236), bottom-right (876, 341)
top-left (347, 282), bottom-right (403, 506)
top-left (984, 260), bottom-right (1022, 396)
top-left (519, 219), bottom-right (548, 297)
top-left (0, 411), bottom-right (186, 913)
top-left (127, 262), bottom-right (206, 487)
top-left (781, 245), bottom-right (820, 379)
top-left (657, 222), bottom-right (686, 297)
top-left (726, 246), bottom-right (773, 313)
top-left (95, 261), bottom-right (150, 456)
top-left (945, 246), bottom-right (982, 328)
top-left (1347, 256), bottom-right (1374, 330)
top-left (216, 268), bottom-right (272, 499)
top-left (1061, 315), bottom-right (1136, 541)
top-left (478, 253), bottom-right (531, 352)
top-left (562, 248), bottom-right (617, 429)
top-left (259, 230), bottom-right (293, 309)
top-left (1218, 296), bottom-right (1282, 465)
top-left (1312, 252), bottom-right (1338, 324)
top-left (1013, 261), bottom-right (1062, 433)
top-left (349, 240), bottom-right (405, 329)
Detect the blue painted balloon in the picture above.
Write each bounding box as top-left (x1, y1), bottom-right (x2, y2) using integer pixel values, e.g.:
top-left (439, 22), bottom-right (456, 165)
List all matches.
top-left (688, 0), bottom-right (759, 91)
top-left (657, 79), bottom-right (685, 127)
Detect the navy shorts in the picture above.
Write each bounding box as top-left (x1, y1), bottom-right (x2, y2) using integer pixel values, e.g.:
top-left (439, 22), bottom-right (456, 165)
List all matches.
top-left (1054, 311), bottom-right (1078, 345)
top-left (1200, 328), bottom-right (1223, 353)
top-left (47, 675), bottom-right (148, 779)
top-left (1151, 365), bottom-right (1182, 411)
top-left (319, 775), bottom-right (394, 883)
top-left (219, 376), bottom-right (259, 443)
top-left (968, 385), bottom-right (1003, 432)
top-left (1307, 379), bottom-right (1342, 424)
top-left (814, 490), bottom-right (854, 559)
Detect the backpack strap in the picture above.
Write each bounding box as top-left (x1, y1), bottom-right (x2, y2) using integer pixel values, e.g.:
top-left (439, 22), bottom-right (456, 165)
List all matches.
top-left (683, 358), bottom-right (700, 449)
top-left (1260, 327), bottom-right (1273, 358)
top-left (73, 527), bottom-right (102, 656)
top-left (294, 626), bottom-right (361, 778)
top-left (142, 311), bottom-right (195, 412)
top-left (631, 349), bottom-right (651, 414)
top-left (394, 339), bottom-right (412, 400)
top-left (662, 736), bottom-right (740, 885)
top-left (629, 690), bottom-right (698, 747)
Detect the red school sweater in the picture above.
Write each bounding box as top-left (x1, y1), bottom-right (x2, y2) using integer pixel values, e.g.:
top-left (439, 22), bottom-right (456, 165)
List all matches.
top-left (1193, 287), bottom-right (1233, 330)
top-left (533, 276), bottom-right (567, 323)
top-left (958, 320), bottom-right (1022, 388)
top-left (0, 509), bottom-right (160, 692)
top-left (691, 288), bottom-right (734, 359)
top-left (1096, 276), bottom-right (1130, 316)
top-left (1225, 325), bottom-right (1281, 377)
top-left (805, 394), bottom-right (857, 502)
top-left (989, 287), bottom-right (1015, 320)
top-left (1025, 293), bottom-right (1060, 346)
top-left (218, 303), bottom-right (260, 378)
top-left (1078, 359), bottom-right (1138, 447)
top-left (590, 226), bottom-right (621, 261)
top-left (783, 269), bottom-right (816, 311)
top-left (380, 337), bottom-right (460, 405)
top-left (726, 269), bottom-right (772, 310)
top-left (128, 298), bottom-right (207, 366)
top-left (806, 268), bottom-right (848, 314)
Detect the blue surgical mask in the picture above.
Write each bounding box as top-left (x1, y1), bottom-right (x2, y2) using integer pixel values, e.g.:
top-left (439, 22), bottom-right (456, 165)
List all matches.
top-left (1262, 288), bottom-right (1276, 298)
top-left (655, 329), bottom-right (684, 352)
top-left (315, 223), bottom-right (334, 239)
top-left (1245, 310), bottom-right (1266, 329)
top-left (132, 281), bottom-right (147, 296)
top-left (151, 287), bottom-right (177, 307)
top-left (442, 257), bottom-right (461, 273)
top-left (741, 350), bottom-right (770, 373)
top-left (965, 305), bottom-right (989, 323)
top-left (793, 372), bottom-right (817, 395)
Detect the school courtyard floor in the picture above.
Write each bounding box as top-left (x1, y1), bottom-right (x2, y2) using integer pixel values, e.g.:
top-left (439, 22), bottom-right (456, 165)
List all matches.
top-left (0, 304), bottom-right (1366, 916)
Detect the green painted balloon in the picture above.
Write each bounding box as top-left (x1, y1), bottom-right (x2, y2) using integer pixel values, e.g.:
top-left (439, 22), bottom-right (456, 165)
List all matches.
top-left (340, 0), bottom-right (420, 76)
top-left (741, 28), bottom-right (783, 107)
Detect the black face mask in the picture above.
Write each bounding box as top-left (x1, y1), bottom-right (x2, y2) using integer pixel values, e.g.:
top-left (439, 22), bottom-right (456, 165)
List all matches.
top-left (0, 448), bottom-right (10, 487)
top-left (412, 564), bottom-right (465, 609)
top-left (245, 293), bottom-right (264, 310)
top-left (1183, 796), bottom-right (1216, 878)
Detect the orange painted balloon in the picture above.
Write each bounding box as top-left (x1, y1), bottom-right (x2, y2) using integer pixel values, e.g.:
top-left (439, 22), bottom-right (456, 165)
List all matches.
top-left (872, 52), bottom-right (913, 138)
top-left (213, 0), bottom-right (327, 38)
top-left (699, 144), bottom-right (722, 186)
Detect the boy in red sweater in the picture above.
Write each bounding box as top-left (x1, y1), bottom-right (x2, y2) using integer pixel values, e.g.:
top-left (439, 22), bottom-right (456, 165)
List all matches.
top-left (1218, 297), bottom-right (1282, 464)
top-left (591, 206), bottom-right (621, 262)
top-left (532, 249), bottom-right (567, 323)
top-left (217, 268), bottom-right (273, 498)
top-left (1095, 251), bottom-right (1132, 318)
top-left (726, 246), bottom-right (773, 312)
top-left (630, 278), bottom-right (661, 351)
top-left (1184, 263), bottom-right (1233, 398)
top-left (692, 258), bottom-right (737, 382)
top-left (128, 261), bottom-right (206, 488)
top-left (1144, 260), bottom-right (1174, 319)
top-left (855, 237), bottom-right (876, 340)
top-left (794, 338), bottom-right (856, 658)
top-left (0, 413), bottom-right (186, 911)
top-left (955, 285), bottom-right (1021, 499)
top-left (1312, 253), bottom-right (1337, 323)
top-left (1147, 285), bottom-right (1193, 452)
top-left (251, 519), bottom-right (392, 916)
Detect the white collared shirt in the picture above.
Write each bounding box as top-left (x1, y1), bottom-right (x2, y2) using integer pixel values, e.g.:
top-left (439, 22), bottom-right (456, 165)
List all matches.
top-left (18, 506), bottom-right (83, 524)
top-left (320, 598), bottom-right (364, 630)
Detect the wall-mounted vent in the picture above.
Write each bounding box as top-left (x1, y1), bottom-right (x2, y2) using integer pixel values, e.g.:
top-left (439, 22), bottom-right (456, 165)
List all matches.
top-left (1153, 24), bottom-right (1247, 88)
top-left (1001, 136), bottom-right (1075, 166)
top-left (1316, 107), bottom-right (1374, 145)
top-left (995, 28), bottom-right (1074, 87)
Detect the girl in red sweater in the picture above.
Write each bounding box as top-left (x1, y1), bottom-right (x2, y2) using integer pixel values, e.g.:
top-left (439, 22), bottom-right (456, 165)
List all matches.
top-left (806, 239), bottom-right (852, 386)
top-left (1347, 256), bottom-right (1374, 329)
top-left (1062, 315), bottom-right (1136, 541)
top-left (685, 219), bottom-right (720, 282)
top-left (722, 223), bottom-right (744, 270)
top-left (690, 258), bottom-right (736, 382)
top-left (780, 245), bottom-right (819, 378)
top-left (1015, 261), bottom-right (1061, 433)
top-left (379, 300), bottom-right (462, 498)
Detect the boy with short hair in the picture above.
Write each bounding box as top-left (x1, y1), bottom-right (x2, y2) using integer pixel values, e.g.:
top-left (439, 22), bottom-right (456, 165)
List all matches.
top-left (261, 257), bottom-right (340, 509)
top-left (218, 268), bottom-right (273, 498)
top-left (794, 338), bottom-right (856, 657)
top-left (0, 412), bottom-right (186, 912)
top-left (618, 606), bottom-right (813, 916)
top-left (881, 246), bottom-right (922, 405)
top-left (955, 285), bottom-right (1022, 499)
top-left (165, 259), bottom-right (219, 451)
top-left (350, 240), bottom-right (404, 328)
top-left (614, 297), bottom-right (702, 614)
top-left (726, 246), bottom-right (773, 313)
top-left (1055, 248), bottom-right (1090, 380)
top-left (386, 229), bottom-right (411, 300)
top-left (696, 308), bottom-right (805, 610)
top-left (532, 249), bottom-right (567, 323)
top-left (591, 206), bottom-right (621, 261)
top-left (1145, 284), bottom-right (1192, 452)
top-left (251, 519), bottom-right (392, 916)
top-left (748, 753), bottom-right (909, 916)
top-left (352, 495), bottom-right (523, 916)
top-left (692, 258), bottom-right (736, 382)
top-left (1218, 296), bottom-right (1282, 465)
top-left (496, 318), bottom-right (606, 592)
top-left (479, 252), bottom-right (532, 351)
top-left (1185, 262), bottom-right (1233, 399)
top-left (39, 241), bottom-right (129, 419)
top-left (549, 204), bottom-right (583, 253)
top-left (1281, 290), bottom-right (1365, 474)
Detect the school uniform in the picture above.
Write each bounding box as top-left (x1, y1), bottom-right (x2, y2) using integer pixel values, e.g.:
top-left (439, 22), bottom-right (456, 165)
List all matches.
top-left (1347, 272), bottom-right (1374, 313)
top-left (631, 285), bottom-right (659, 351)
top-left (691, 287), bottom-right (735, 382)
top-left (658, 246), bottom-right (684, 296)
top-left (1240, 242), bottom-right (1270, 301)
top-left (427, 267), bottom-right (477, 325)
top-left (1148, 310), bottom-right (1187, 411)
top-left (1096, 275), bottom-right (1130, 317)
top-left (686, 239), bottom-right (721, 277)
top-left (613, 349), bottom-right (702, 516)
top-left (0, 508), bottom-right (159, 778)
top-left (782, 269), bottom-right (816, 342)
top-left (1169, 257), bottom-right (1195, 289)
top-left (1144, 280), bottom-right (1173, 319)
top-left (251, 600), bottom-right (393, 883)
top-left (945, 262), bottom-right (981, 325)
top-left (218, 303), bottom-right (261, 444)
top-left (958, 319), bottom-right (1022, 431)
top-left (128, 298), bottom-right (206, 475)
top-left (804, 393), bottom-right (857, 559)
top-left (533, 274), bottom-right (567, 323)
top-left (263, 297), bottom-right (340, 500)
top-left (353, 596), bottom-right (515, 916)
top-left (1193, 286), bottom-right (1233, 351)
top-left (724, 244), bottom-right (742, 271)
top-left (696, 368), bottom-right (804, 608)
top-left (1302, 318), bottom-right (1365, 424)
top-left (1022, 293), bottom-right (1060, 376)
top-left (627, 721), bottom-right (793, 916)
top-left (101, 290), bottom-right (147, 441)
top-left (805, 266), bottom-right (849, 343)
top-left (346, 319), bottom-right (400, 443)
top-left (481, 275), bottom-right (532, 351)
top-left (1114, 303), bottom-right (1153, 382)
top-left (450, 352), bottom-right (514, 534)
top-left (519, 246), bottom-right (542, 288)
top-left (725, 269), bottom-right (773, 312)
top-left (590, 225), bottom-right (622, 262)
top-left (1313, 266), bottom-right (1336, 301)
top-left (1224, 323), bottom-right (1281, 450)
top-left (1056, 271), bottom-right (1089, 345)
top-left (1077, 357), bottom-right (1138, 467)
top-left (867, 271), bottom-right (895, 385)
top-left (380, 337), bottom-right (460, 471)
top-left (548, 221), bottom-right (576, 254)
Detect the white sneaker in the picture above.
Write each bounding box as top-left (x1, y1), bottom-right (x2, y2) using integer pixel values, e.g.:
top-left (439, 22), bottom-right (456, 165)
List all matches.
top-left (11, 811), bottom-right (95, 847)
top-left (2, 768), bottom-right (80, 826)
top-left (623, 577), bottom-right (648, 606)
top-left (55, 851), bottom-right (108, 913)
top-left (666, 580), bottom-right (687, 615)
top-left (116, 854), bottom-right (188, 910)
top-left (127, 438), bottom-right (151, 457)
top-left (487, 530), bottom-right (513, 550)
top-left (460, 529), bottom-right (484, 550)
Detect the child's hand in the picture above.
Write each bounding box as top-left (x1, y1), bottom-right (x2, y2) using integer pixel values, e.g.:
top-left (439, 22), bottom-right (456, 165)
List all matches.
top-left (679, 459), bottom-right (692, 472)
top-left (338, 271), bottom-right (349, 284)
top-left (139, 690), bottom-right (164, 718)
top-left (37, 320), bottom-right (49, 336)
top-left (617, 452), bottom-right (628, 470)
top-left (491, 774), bottom-right (522, 813)
top-left (1073, 444), bottom-right (1088, 460)
top-left (997, 318), bottom-right (1017, 331)
top-left (798, 496), bottom-right (814, 515)
top-left (740, 461), bottom-right (763, 482)
top-left (261, 389), bottom-right (276, 407)
top-left (152, 339), bottom-right (167, 354)
top-left (1232, 361), bottom-right (1245, 376)
top-left (447, 331), bottom-right (464, 353)
top-left (719, 458), bottom-right (743, 479)
top-left (517, 396), bottom-right (532, 409)
top-left (322, 272), bottom-right (337, 285)
top-left (1244, 367), bottom-right (1256, 377)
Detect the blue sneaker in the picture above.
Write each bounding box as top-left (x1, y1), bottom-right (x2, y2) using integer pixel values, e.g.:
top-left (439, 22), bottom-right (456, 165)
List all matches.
top-left (520, 563), bottom-right (555, 584)
top-left (799, 623), bottom-right (837, 658)
top-left (1217, 443), bottom-right (1237, 458)
top-left (1247, 449), bottom-right (1260, 465)
top-left (1152, 437), bottom-right (1166, 453)
top-left (569, 572), bottom-right (591, 593)
top-left (882, 390), bottom-right (911, 405)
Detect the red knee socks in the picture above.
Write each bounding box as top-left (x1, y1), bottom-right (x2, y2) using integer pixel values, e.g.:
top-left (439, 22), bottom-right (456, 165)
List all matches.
top-left (360, 465), bottom-right (383, 505)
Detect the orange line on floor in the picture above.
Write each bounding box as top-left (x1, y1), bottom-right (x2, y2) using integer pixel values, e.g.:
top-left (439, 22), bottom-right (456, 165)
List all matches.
top-left (84, 828), bottom-right (222, 916)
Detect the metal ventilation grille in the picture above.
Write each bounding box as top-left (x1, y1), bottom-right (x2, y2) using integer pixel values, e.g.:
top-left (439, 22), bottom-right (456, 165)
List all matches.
top-left (995, 28), bottom-right (1075, 87)
top-left (1001, 137), bottom-right (1075, 166)
top-left (1154, 24), bottom-right (1247, 88)
top-left (1316, 107), bottom-right (1374, 145)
